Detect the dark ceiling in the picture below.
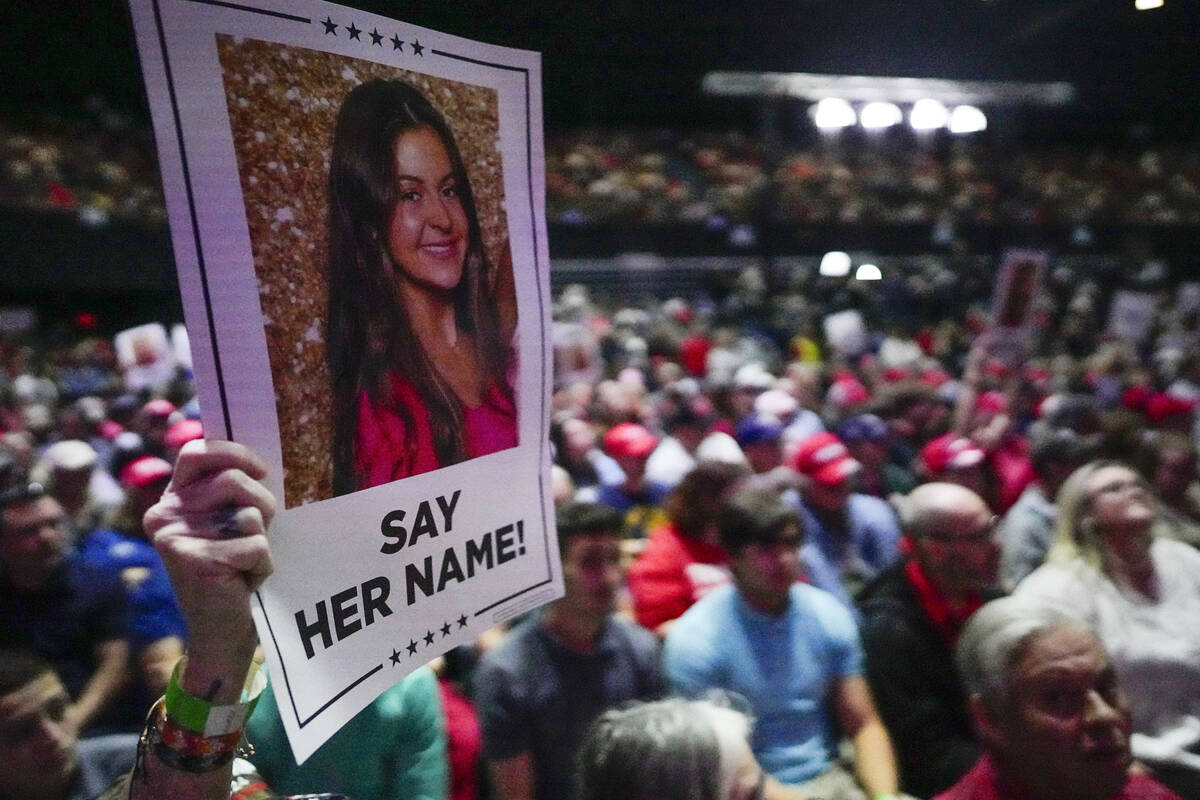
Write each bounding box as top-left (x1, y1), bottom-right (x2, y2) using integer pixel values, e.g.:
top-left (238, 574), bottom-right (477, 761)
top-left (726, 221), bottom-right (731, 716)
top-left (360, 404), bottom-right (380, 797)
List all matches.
top-left (5, 0), bottom-right (1197, 129)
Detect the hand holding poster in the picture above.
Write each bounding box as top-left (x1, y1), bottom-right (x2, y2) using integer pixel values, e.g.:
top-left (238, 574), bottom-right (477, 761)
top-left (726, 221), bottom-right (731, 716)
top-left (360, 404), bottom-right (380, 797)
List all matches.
top-left (127, 0), bottom-right (556, 761)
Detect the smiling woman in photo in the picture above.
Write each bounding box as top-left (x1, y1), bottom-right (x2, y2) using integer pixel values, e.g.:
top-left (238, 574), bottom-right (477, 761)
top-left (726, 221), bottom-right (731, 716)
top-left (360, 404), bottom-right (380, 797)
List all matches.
top-left (326, 80), bottom-right (517, 494)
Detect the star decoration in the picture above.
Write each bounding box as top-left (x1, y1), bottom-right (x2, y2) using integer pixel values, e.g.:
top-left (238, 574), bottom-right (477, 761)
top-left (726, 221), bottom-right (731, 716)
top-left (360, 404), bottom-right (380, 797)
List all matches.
top-left (424, 630), bottom-right (435, 646)
top-left (369, 28), bottom-right (383, 46)
top-left (389, 648), bottom-right (401, 666)
top-left (321, 16), bottom-right (337, 35)
top-left (390, 34), bottom-right (404, 51)
top-left (407, 639), bottom-right (418, 656)
top-left (411, 39), bottom-right (424, 56)
top-left (346, 22), bottom-right (361, 40)
top-left (440, 621), bottom-right (452, 637)
top-left (457, 613), bottom-right (468, 629)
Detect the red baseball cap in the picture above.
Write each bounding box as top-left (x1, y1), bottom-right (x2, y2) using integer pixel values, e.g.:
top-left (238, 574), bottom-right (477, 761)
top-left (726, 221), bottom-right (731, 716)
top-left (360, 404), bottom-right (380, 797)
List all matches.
top-left (975, 391), bottom-right (1009, 415)
top-left (142, 398), bottom-right (176, 418)
top-left (921, 433), bottom-right (986, 474)
top-left (602, 422), bottom-right (659, 459)
top-left (826, 377), bottom-right (870, 410)
top-left (119, 455), bottom-right (173, 488)
top-left (789, 432), bottom-right (861, 486)
top-left (1145, 393), bottom-right (1199, 424)
top-left (165, 419), bottom-right (204, 449)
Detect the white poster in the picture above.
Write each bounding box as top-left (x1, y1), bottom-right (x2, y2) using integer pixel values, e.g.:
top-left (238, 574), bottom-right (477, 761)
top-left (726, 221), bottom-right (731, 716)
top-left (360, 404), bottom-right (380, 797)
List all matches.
top-left (823, 309), bottom-right (868, 358)
top-left (1107, 290), bottom-right (1157, 345)
top-left (987, 249), bottom-right (1047, 368)
top-left (127, 0), bottom-right (558, 761)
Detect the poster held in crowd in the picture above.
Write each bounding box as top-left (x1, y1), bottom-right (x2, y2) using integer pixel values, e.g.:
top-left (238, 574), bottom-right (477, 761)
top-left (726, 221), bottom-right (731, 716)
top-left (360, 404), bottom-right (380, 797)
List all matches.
top-left (1107, 290), bottom-right (1157, 345)
top-left (127, 0), bottom-right (557, 761)
top-left (986, 249), bottom-right (1047, 368)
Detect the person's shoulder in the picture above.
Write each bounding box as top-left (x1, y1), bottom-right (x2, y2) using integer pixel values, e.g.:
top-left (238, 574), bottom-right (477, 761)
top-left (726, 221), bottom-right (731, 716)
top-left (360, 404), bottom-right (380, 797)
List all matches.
top-left (75, 733), bottom-right (139, 799)
top-left (65, 554), bottom-right (123, 592)
top-left (849, 492), bottom-right (899, 522)
top-left (670, 584), bottom-right (736, 637)
top-left (1015, 558), bottom-right (1084, 595)
top-left (929, 754), bottom-right (992, 800)
top-left (371, 664), bottom-right (441, 720)
top-left (607, 614), bottom-right (661, 653)
top-left (855, 561), bottom-right (912, 617)
top-left (1124, 773), bottom-right (1184, 800)
top-left (80, 528), bottom-right (158, 568)
top-left (1153, 535), bottom-right (1200, 567)
top-left (478, 617), bottom-right (543, 671)
top-left (631, 523), bottom-right (686, 564)
top-left (792, 582), bottom-right (859, 632)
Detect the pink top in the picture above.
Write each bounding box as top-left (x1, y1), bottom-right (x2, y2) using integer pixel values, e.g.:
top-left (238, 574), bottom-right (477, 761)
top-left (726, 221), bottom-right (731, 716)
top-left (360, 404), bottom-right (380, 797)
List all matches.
top-left (354, 372), bottom-right (517, 488)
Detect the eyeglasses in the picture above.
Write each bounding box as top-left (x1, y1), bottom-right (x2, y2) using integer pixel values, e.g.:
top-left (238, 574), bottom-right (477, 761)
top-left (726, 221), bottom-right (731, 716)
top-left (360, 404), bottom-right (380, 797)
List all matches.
top-left (0, 482), bottom-right (48, 513)
top-left (924, 515), bottom-right (1000, 546)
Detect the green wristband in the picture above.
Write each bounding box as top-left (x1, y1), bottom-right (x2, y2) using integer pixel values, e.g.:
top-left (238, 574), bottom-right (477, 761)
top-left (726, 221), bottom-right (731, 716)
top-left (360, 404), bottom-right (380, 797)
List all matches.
top-left (164, 658), bottom-right (265, 737)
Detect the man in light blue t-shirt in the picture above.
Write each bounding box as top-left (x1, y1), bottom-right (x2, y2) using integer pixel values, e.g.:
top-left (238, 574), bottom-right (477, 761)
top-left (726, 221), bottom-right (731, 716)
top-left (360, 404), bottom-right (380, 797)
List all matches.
top-left (664, 490), bottom-right (901, 800)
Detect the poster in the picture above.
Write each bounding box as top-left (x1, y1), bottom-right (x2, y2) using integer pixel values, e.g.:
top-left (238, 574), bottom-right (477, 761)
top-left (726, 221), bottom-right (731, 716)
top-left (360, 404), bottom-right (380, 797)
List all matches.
top-left (127, 0), bottom-right (558, 761)
top-left (986, 249), bottom-right (1047, 368)
top-left (823, 309), bottom-right (868, 358)
top-left (1107, 290), bottom-right (1157, 345)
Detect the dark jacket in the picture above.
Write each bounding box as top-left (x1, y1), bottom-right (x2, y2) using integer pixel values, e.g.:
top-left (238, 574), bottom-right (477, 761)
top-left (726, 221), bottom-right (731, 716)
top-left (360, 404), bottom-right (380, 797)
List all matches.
top-left (857, 560), bottom-right (996, 799)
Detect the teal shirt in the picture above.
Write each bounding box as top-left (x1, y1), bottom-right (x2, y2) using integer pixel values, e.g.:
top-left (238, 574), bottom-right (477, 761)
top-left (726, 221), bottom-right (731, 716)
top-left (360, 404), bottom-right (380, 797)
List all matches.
top-left (246, 666), bottom-right (447, 800)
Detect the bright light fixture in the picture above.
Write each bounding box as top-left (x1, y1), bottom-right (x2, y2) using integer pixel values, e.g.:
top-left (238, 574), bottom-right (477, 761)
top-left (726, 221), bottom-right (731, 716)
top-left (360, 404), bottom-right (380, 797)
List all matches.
top-left (910, 98), bottom-right (949, 131)
top-left (1135, 0), bottom-right (1163, 9)
top-left (819, 251), bottom-right (852, 277)
top-left (812, 98), bottom-right (856, 130)
top-left (860, 102), bottom-right (903, 129)
top-left (855, 264), bottom-right (883, 281)
top-left (949, 105), bottom-right (988, 134)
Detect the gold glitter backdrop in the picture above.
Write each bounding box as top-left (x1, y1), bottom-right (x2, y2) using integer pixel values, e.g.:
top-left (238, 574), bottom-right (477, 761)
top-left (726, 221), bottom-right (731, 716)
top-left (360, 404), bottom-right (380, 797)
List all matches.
top-left (216, 36), bottom-right (510, 507)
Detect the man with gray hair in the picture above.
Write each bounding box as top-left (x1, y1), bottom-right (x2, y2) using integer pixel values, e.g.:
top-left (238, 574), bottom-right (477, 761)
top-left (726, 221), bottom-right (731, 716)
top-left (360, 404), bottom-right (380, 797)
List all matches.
top-left (858, 482), bottom-right (1003, 798)
top-left (936, 596), bottom-right (1178, 800)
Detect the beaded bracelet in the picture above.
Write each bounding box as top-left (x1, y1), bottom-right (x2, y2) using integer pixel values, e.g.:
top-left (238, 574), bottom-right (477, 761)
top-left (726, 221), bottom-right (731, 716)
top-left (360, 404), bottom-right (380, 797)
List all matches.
top-left (145, 698), bottom-right (245, 773)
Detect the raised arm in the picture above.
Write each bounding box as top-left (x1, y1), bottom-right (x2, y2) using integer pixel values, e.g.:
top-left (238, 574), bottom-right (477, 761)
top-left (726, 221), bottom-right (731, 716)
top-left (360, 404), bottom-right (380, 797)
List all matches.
top-left (126, 439), bottom-right (276, 800)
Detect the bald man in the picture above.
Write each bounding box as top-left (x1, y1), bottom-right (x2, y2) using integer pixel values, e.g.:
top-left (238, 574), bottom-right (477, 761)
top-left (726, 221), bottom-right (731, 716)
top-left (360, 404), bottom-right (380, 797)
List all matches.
top-left (857, 483), bottom-right (1004, 798)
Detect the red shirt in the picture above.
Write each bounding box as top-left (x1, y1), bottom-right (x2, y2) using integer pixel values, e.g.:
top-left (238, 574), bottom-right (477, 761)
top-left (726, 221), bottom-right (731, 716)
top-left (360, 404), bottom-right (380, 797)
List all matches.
top-left (627, 522), bottom-right (731, 630)
top-left (933, 755), bottom-right (1180, 800)
top-left (987, 434), bottom-right (1034, 514)
top-left (355, 372), bottom-right (517, 488)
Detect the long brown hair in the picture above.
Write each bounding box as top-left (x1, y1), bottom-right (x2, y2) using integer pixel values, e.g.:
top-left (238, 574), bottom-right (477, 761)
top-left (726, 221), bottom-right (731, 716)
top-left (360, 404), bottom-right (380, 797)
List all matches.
top-left (327, 80), bottom-right (508, 494)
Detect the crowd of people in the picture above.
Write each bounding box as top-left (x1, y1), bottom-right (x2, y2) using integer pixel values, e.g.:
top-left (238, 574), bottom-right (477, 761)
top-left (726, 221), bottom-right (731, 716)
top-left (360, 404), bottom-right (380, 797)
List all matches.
top-left (3, 239), bottom-right (1200, 800)
top-left (546, 129), bottom-right (1200, 228)
top-left (0, 103), bottom-right (166, 228)
top-left (6, 105), bottom-right (1200, 231)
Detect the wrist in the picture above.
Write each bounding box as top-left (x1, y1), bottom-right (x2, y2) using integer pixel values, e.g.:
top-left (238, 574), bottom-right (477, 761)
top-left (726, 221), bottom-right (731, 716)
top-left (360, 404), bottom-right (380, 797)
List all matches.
top-left (166, 656), bottom-right (265, 736)
top-left (179, 638), bottom-right (257, 702)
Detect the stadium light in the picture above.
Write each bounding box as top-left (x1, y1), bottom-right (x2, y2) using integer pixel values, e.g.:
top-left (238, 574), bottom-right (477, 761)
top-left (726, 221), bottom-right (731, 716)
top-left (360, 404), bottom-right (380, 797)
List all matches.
top-left (855, 264), bottom-right (883, 281)
top-left (819, 251), bottom-right (852, 277)
top-left (949, 105), bottom-right (988, 134)
top-left (860, 102), bottom-right (903, 129)
top-left (812, 98), bottom-right (856, 130)
top-left (1135, 0), bottom-right (1164, 9)
top-left (909, 98), bottom-right (949, 131)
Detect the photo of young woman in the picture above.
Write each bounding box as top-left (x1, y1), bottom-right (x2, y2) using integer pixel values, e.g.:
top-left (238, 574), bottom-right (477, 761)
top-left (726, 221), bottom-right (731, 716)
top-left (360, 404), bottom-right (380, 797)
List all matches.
top-left (326, 80), bottom-right (518, 495)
